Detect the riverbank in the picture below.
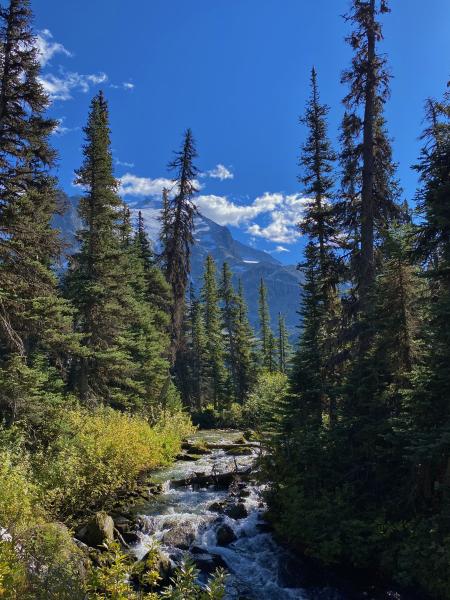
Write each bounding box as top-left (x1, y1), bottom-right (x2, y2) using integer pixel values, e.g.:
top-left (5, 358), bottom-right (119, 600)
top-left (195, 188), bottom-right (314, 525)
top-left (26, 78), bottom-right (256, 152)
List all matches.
top-left (110, 429), bottom-right (434, 600)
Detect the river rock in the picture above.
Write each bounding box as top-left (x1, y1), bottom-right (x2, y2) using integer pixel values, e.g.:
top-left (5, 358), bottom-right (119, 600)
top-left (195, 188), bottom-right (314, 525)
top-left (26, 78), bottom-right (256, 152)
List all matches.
top-left (225, 502), bottom-right (248, 520)
top-left (216, 523), bottom-right (237, 546)
top-left (208, 500), bottom-right (227, 513)
top-left (121, 530), bottom-right (140, 545)
top-left (162, 521), bottom-right (197, 549)
top-left (192, 552), bottom-right (228, 574)
top-left (76, 512), bottom-right (115, 548)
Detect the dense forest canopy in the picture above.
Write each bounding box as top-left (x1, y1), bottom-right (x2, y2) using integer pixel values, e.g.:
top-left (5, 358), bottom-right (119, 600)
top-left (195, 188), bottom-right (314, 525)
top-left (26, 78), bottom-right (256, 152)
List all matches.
top-left (0, 0), bottom-right (449, 598)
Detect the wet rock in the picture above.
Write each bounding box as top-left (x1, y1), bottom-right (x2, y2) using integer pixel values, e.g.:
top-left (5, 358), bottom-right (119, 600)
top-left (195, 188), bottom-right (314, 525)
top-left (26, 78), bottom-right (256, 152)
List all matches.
top-left (216, 523), bottom-right (237, 546)
top-left (225, 502), bottom-right (248, 520)
top-left (76, 512), bottom-right (115, 548)
top-left (256, 522), bottom-right (273, 534)
top-left (113, 515), bottom-right (131, 529)
top-left (172, 470), bottom-right (240, 490)
top-left (208, 500), bottom-right (227, 513)
top-left (121, 530), bottom-right (140, 545)
top-left (148, 482), bottom-right (163, 495)
top-left (192, 552), bottom-right (228, 574)
top-left (176, 453), bottom-right (203, 462)
top-left (162, 521), bottom-right (197, 549)
top-left (189, 545), bottom-right (206, 555)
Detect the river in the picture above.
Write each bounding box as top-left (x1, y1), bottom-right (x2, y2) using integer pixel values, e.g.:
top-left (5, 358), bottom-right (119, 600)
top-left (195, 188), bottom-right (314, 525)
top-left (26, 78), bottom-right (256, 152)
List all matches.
top-left (128, 430), bottom-right (416, 600)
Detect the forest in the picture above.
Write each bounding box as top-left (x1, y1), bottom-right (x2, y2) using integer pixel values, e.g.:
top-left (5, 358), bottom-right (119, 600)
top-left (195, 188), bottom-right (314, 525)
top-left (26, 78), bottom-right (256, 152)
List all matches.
top-left (0, 0), bottom-right (449, 598)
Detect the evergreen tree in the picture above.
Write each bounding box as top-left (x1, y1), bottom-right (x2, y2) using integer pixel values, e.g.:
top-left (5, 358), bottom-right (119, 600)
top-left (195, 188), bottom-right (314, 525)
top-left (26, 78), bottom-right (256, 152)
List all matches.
top-left (201, 255), bottom-right (227, 409)
top-left (220, 262), bottom-right (238, 399)
top-left (408, 93), bottom-right (450, 502)
top-left (293, 67), bottom-right (340, 421)
top-left (134, 210), bottom-right (171, 330)
top-left (341, 0), bottom-right (400, 342)
top-left (258, 279), bottom-right (275, 371)
top-left (277, 313), bottom-right (291, 374)
top-left (0, 0), bottom-right (76, 422)
top-left (66, 92), bottom-right (169, 411)
top-left (162, 130), bottom-right (199, 364)
top-left (234, 280), bottom-right (256, 403)
top-left (290, 244), bottom-right (325, 427)
top-left (66, 92), bottom-right (128, 404)
top-left (188, 286), bottom-right (207, 410)
top-left (299, 68), bottom-right (338, 291)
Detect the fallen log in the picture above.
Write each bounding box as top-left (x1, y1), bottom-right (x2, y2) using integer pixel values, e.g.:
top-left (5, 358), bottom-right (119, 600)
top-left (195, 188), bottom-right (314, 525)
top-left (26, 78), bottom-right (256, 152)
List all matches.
top-left (170, 466), bottom-right (251, 490)
top-left (206, 442), bottom-right (259, 451)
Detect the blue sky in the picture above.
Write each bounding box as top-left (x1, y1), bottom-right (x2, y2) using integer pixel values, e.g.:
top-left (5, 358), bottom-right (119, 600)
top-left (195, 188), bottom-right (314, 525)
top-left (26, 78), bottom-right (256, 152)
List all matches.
top-left (33, 0), bottom-right (450, 264)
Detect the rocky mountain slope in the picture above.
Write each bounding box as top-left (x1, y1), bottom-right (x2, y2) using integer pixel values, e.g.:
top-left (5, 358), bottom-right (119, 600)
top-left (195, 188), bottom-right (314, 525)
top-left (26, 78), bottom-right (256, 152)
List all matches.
top-left (54, 194), bottom-right (302, 336)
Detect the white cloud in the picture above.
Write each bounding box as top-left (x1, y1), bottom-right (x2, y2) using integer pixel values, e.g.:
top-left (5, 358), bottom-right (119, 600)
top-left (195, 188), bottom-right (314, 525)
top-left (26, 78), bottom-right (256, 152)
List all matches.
top-left (40, 70), bottom-right (108, 101)
top-left (86, 73), bottom-right (108, 85)
top-left (274, 245), bottom-right (289, 253)
top-left (196, 192), bottom-right (285, 227)
top-left (119, 173), bottom-right (176, 197)
top-left (247, 194), bottom-right (309, 244)
top-left (119, 173), bottom-right (203, 198)
top-left (36, 29), bottom-right (72, 67)
top-left (202, 164), bottom-right (234, 181)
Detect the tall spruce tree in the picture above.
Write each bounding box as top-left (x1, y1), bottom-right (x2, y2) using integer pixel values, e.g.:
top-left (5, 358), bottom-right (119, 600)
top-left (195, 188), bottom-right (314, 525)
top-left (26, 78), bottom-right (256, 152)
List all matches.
top-left (66, 92), bottom-right (170, 411)
top-left (292, 67), bottom-right (340, 422)
top-left (258, 278), bottom-right (275, 372)
top-left (234, 280), bottom-right (256, 403)
top-left (341, 0), bottom-right (400, 345)
top-left (188, 286), bottom-right (207, 410)
top-left (201, 255), bottom-right (227, 409)
top-left (408, 93), bottom-right (450, 502)
top-left (299, 68), bottom-right (338, 289)
top-left (66, 91), bottom-right (128, 404)
top-left (0, 0), bottom-right (76, 422)
top-left (162, 130), bottom-right (198, 364)
top-left (134, 210), bottom-right (171, 331)
top-left (220, 262), bottom-right (238, 399)
top-left (277, 313), bottom-right (291, 374)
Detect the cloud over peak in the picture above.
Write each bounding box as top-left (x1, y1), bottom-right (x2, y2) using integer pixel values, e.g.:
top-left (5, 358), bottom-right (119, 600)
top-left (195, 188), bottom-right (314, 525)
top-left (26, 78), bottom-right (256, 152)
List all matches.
top-left (119, 173), bottom-right (176, 197)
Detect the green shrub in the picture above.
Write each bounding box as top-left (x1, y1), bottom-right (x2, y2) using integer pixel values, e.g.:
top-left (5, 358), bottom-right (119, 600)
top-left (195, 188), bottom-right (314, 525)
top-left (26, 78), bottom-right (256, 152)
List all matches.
top-left (34, 406), bottom-right (193, 519)
top-left (243, 371), bottom-right (288, 434)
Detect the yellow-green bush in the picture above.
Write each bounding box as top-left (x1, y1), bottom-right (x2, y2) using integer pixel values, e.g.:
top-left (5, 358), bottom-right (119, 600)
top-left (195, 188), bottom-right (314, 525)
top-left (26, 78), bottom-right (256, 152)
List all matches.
top-left (0, 406), bottom-right (194, 599)
top-left (34, 406), bottom-right (193, 519)
top-left (0, 450), bottom-right (39, 536)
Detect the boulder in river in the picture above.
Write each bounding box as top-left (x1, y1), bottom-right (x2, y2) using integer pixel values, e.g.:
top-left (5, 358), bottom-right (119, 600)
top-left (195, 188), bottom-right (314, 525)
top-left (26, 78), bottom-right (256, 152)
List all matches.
top-left (225, 502), bottom-right (248, 520)
top-left (216, 523), bottom-right (237, 546)
top-left (76, 512), bottom-right (115, 548)
top-left (192, 552), bottom-right (228, 574)
top-left (208, 500), bottom-right (227, 513)
top-left (161, 521), bottom-right (197, 549)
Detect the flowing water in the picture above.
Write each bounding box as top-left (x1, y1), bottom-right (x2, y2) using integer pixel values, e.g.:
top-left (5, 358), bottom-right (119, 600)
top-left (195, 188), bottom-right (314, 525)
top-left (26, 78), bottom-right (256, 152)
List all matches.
top-left (129, 431), bottom-right (408, 600)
